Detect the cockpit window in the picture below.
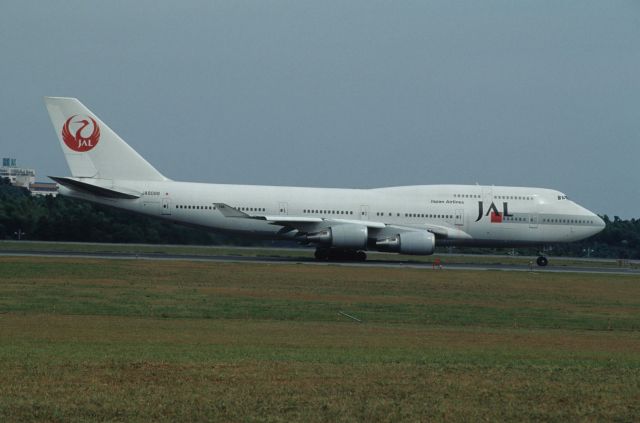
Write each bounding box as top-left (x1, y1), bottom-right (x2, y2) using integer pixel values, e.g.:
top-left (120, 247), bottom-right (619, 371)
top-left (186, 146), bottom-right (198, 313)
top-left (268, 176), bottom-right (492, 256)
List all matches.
top-left (557, 194), bottom-right (569, 200)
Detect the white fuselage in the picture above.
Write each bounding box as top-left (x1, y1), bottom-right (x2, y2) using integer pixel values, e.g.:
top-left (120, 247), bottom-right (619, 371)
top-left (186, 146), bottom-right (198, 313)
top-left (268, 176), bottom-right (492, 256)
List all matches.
top-left (44, 97), bottom-right (605, 257)
top-left (60, 180), bottom-right (605, 248)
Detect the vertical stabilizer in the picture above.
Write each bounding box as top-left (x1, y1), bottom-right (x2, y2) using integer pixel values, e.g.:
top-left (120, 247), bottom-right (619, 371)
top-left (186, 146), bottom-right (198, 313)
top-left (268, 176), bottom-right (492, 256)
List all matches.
top-left (44, 97), bottom-right (167, 181)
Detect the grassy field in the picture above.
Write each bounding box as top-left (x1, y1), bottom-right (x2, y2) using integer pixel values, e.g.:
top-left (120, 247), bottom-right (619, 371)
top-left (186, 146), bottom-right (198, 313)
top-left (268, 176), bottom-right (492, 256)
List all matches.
top-left (1, 257), bottom-right (639, 421)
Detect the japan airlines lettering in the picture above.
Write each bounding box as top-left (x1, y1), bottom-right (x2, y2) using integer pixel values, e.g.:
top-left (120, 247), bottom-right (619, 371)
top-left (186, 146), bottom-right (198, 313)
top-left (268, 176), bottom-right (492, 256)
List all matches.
top-left (475, 201), bottom-right (514, 223)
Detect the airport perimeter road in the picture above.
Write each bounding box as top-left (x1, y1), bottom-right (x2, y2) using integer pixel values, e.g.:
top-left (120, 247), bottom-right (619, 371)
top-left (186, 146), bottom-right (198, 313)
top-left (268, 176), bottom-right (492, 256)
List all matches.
top-left (2, 250), bottom-right (639, 276)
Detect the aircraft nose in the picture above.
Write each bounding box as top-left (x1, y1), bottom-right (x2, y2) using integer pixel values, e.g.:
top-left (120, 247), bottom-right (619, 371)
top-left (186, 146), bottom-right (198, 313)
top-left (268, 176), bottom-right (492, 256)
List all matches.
top-left (589, 214), bottom-right (606, 235)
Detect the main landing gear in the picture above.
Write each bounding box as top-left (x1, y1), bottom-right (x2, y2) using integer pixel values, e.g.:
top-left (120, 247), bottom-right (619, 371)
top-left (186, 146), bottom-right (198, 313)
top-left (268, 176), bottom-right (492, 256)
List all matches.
top-left (536, 256), bottom-right (548, 267)
top-left (314, 247), bottom-right (367, 261)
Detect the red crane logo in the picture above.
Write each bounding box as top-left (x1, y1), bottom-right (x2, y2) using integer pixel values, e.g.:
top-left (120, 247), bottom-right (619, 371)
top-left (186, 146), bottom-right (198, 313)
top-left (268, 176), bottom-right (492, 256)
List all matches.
top-left (61, 115), bottom-right (101, 152)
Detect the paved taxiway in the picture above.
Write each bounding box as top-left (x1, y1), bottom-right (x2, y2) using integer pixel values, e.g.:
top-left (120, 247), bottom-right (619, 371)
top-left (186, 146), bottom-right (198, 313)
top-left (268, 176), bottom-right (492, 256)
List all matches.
top-left (2, 250), bottom-right (639, 276)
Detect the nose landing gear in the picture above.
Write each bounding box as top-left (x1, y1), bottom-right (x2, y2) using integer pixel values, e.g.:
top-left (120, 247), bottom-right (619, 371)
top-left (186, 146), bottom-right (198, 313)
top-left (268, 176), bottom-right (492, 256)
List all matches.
top-left (536, 256), bottom-right (548, 267)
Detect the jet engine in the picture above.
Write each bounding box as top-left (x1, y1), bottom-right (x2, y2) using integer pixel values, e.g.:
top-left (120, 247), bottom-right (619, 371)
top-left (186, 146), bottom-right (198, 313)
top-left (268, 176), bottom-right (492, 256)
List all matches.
top-left (306, 225), bottom-right (368, 249)
top-left (376, 231), bottom-right (436, 255)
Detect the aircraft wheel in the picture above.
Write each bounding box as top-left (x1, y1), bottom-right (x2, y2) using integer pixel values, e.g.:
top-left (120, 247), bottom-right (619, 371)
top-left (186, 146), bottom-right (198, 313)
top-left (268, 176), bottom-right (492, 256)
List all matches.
top-left (327, 249), bottom-right (342, 261)
top-left (314, 248), bottom-right (329, 260)
top-left (536, 256), bottom-right (548, 267)
top-left (317, 249), bottom-right (367, 261)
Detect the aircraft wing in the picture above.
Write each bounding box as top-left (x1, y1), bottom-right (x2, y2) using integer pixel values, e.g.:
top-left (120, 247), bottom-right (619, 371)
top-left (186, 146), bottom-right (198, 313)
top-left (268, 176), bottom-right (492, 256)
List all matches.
top-left (213, 203), bottom-right (469, 238)
top-left (387, 223), bottom-right (473, 240)
top-left (213, 203), bottom-right (253, 218)
top-left (261, 216), bottom-right (385, 229)
top-left (214, 203), bottom-right (384, 233)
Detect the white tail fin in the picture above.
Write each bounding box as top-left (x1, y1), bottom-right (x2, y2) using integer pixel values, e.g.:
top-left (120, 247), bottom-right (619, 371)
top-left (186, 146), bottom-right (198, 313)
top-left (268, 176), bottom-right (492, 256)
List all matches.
top-left (44, 97), bottom-right (167, 181)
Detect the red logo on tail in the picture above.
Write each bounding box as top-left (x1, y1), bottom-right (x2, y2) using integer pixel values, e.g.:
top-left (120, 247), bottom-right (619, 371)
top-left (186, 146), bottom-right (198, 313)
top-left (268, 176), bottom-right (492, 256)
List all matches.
top-left (62, 115), bottom-right (100, 152)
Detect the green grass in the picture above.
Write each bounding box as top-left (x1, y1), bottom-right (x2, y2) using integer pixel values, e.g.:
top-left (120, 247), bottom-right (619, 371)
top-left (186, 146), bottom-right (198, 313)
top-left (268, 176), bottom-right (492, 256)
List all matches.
top-left (1, 257), bottom-right (639, 421)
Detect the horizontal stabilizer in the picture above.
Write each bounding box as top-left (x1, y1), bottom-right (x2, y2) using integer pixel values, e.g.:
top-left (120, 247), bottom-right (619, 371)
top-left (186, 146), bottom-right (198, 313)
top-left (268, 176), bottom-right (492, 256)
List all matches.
top-left (50, 176), bottom-right (140, 199)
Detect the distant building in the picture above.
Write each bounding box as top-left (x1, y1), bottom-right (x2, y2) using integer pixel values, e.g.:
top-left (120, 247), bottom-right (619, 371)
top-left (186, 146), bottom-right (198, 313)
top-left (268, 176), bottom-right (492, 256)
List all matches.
top-left (2, 158), bottom-right (16, 167)
top-left (1, 157), bottom-right (59, 196)
top-left (29, 182), bottom-right (59, 197)
top-left (0, 157), bottom-right (35, 188)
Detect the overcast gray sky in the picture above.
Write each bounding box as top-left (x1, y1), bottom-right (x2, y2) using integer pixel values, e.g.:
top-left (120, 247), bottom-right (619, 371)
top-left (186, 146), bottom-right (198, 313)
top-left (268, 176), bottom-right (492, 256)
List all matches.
top-left (1, 1), bottom-right (638, 217)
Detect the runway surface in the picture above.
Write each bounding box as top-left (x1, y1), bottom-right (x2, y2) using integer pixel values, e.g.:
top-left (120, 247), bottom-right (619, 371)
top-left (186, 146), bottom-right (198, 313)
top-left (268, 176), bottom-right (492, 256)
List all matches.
top-left (2, 249), bottom-right (639, 275)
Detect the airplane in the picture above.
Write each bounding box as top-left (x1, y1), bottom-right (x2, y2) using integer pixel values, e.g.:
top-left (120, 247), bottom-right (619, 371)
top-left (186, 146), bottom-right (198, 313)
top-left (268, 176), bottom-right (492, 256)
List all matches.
top-left (44, 97), bottom-right (605, 266)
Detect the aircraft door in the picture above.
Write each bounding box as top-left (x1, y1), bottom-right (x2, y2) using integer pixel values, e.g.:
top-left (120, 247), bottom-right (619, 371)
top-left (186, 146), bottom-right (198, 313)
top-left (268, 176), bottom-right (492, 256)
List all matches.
top-left (482, 186), bottom-right (493, 203)
top-left (278, 202), bottom-right (288, 215)
top-left (528, 198), bottom-right (539, 229)
top-left (479, 186), bottom-right (495, 238)
top-left (455, 209), bottom-right (464, 227)
top-left (360, 205), bottom-right (369, 220)
top-left (161, 198), bottom-right (171, 216)
top-left (529, 213), bottom-right (539, 229)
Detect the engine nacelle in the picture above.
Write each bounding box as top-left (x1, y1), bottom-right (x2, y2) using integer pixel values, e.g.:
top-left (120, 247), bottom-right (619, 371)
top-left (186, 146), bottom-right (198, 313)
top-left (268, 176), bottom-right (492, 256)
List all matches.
top-left (376, 231), bottom-right (436, 255)
top-left (307, 225), bottom-right (368, 249)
